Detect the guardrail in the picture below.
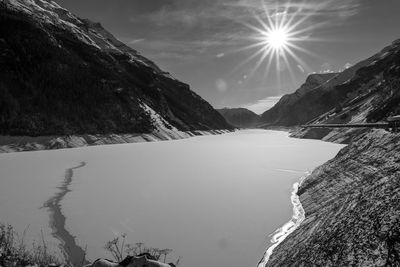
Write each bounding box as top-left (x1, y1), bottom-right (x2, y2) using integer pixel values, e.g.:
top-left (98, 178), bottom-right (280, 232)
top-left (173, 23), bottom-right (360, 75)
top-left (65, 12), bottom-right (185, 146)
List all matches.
top-left (302, 123), bottom-right (389, 129)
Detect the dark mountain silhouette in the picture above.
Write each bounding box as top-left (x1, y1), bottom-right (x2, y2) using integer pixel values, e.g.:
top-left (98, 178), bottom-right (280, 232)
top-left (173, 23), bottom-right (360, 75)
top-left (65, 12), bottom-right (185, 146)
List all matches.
top-left (0, 0), bottom-right (232, 137)
top-left (217, 108), bottom-right (260, 128)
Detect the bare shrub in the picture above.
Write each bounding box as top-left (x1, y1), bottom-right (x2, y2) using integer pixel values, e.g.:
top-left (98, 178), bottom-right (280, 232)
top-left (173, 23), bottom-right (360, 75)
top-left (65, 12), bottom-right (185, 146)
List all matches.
top-left (104, 234), bottom-right (179, 265)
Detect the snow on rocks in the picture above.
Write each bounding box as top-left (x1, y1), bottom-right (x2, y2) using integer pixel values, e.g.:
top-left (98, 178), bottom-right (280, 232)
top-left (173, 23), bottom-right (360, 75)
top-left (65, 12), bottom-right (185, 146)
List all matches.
top-left (4, 0), bottom-right (161, 72)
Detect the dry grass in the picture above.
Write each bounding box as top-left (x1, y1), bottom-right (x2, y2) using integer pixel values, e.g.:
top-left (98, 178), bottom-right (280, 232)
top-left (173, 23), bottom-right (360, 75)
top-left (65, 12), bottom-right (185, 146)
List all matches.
top-left (0, 224), bottom-right (180, 267)
top-left (0, 223), bottom-right (63, 267)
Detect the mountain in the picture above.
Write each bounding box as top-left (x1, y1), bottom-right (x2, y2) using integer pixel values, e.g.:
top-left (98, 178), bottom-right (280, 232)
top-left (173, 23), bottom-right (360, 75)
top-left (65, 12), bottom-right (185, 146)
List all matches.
top-left (217, 108), bottom-right (260, 128)
top-left (294, 39), bottom-right (400, 142)
top-left (261, 39), bottom-right (400, 130)
top-left (259, 73), bottom-right (338, 126)
top-left (0, 0), bottom-right (232, 139)
top-left (260, 39), bottom-right (400, 266)
top-left (265, 129), bottom-right (400, 266)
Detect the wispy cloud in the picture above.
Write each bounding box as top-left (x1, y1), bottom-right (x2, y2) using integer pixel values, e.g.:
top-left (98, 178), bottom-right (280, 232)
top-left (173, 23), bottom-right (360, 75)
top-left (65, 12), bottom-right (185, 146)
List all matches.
top-left (225, 0), bottom-right (361, 18)
top-left (129, 0), bottom-right (361, 57)
top-left (297, 64), bottom-right (305, 73)
top-left (132, 37), bottom-right (244, 61)
top-left (129, 0), bottom-right (239, 29)
top-left (129, 38), bottom-right (145, 45)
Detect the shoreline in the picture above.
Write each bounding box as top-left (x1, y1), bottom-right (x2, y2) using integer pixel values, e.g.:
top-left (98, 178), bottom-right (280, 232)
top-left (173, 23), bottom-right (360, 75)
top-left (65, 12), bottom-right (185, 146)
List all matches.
top-left (256, 126), bottom-right (349, 266)
top-left (257, 173), bottom-right (308, 267)
top-left (0, 130), bottom-right (234, 153)
top-left (264, 129), bottom-right (400, 265)
top-left (43, 162), bottom-right (89, 267)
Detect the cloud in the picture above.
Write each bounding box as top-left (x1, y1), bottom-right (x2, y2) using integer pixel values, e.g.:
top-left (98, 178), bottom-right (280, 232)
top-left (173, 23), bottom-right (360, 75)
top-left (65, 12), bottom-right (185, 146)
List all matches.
top-left (297, 64), bottom-right (305, 73)
top-left (145, 51), bottom-right (195, 61)
top-left (142, 5), bottom-right (202, 27)
top-left (243, 95), bottom-right (282, 114)
top-left (126, 0), bottom-right (363, 79)
top-left (130, 0), bottom-right (244, 29)
top-left (229, 0), bottom-right (360, 15)
top-left (130, 0), bottom-right (361, 47)
top-left (223, 0), bottom-right (361, 28)
top-left (132, 38), bottom-right (241, 61)
top-left (129, 38), bottom-right (145, 44)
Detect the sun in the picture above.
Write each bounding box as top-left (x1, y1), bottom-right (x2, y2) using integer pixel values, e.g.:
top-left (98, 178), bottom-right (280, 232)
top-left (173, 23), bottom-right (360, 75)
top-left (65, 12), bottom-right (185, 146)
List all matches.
top-left (265, 28), bottom-right (289, 50)
top-left (233, 4), bottom-right (321, 84)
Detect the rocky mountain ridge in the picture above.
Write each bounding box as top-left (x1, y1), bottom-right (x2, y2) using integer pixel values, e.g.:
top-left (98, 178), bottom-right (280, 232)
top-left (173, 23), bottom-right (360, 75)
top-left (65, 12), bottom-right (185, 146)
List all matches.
top-left (294, 39), bottom-right (400, 143)
top-left (0, 0), bottom-right (232, 142)
top-left (260, 73), bottom-right (337, 126)
top-left (262, 39), bottom-right (400, 266)
top-left (261, 38), bottom-right (400, 130)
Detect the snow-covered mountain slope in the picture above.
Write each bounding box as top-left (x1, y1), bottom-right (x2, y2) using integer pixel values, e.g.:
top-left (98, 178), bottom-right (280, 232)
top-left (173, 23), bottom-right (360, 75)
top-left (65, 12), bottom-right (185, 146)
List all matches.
top-left (0, 0), bottom-right (232, 139)
top-left (260, 39), bottom-right (400, 128)
top-left (6, 0), bottom-right (162, 72)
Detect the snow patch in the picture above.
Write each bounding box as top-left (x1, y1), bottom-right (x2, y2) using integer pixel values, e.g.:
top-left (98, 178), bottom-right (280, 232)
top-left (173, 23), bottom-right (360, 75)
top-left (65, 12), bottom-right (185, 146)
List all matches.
top-left (258, 173), bottom-right (308, 267)
top-left (140, 103), bottom-right (190, 139)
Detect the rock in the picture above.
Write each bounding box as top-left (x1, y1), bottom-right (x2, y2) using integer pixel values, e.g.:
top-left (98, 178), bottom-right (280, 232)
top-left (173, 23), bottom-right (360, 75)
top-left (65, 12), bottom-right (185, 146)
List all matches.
top-left (260, 38), bottom-right (400, 131)
top-left (266, 129), bottom-right (400, 266)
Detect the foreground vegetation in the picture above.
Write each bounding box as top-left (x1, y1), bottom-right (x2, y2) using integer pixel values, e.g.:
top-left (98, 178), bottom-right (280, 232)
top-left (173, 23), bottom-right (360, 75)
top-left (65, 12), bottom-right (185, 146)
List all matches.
top-left (104, 234), bottom-right (180, 266)
top-left (0, 223), bottom-right (179, 267)
top-left (0, 223), bottom-right (62, 267)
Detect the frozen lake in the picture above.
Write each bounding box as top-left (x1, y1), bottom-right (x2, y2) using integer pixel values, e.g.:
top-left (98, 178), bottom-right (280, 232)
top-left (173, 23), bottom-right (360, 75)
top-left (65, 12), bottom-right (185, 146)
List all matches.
top-left (0, 130), bottom-right (344, 267)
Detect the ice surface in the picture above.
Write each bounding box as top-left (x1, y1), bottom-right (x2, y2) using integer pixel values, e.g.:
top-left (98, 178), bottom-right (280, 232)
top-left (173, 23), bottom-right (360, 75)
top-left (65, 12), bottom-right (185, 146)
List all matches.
top-left (0, 130), bottom-right (344, 266)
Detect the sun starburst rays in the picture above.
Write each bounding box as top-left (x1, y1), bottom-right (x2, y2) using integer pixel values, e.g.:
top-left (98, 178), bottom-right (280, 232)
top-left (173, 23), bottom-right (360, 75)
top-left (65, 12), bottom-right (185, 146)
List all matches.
top-left (234, 3), bottom-right (324, 86)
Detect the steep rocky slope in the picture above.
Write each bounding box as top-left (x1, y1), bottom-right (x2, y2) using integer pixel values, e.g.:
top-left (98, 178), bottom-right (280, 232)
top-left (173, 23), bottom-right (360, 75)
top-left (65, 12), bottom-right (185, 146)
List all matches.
top-left (261, 39), bottom-right (400, 128)
top-left (260, 73), bottom-right (337, 126)
top-left (262, 39), bottom-right (400, 266)
top-left (293, 39), bottom-right (400, 142)
top-left (217, 107), bottom-right (260, 128)
top-left (0, 0), bottom-right (232, 139)
top-left (266, 129), bottom-right (400, 266)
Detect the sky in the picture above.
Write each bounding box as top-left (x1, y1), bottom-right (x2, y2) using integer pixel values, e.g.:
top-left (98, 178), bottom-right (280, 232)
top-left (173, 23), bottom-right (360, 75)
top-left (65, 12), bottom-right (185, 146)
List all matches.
top-left (55, 0), bottom-right (400, 114)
